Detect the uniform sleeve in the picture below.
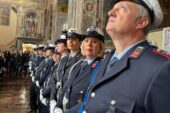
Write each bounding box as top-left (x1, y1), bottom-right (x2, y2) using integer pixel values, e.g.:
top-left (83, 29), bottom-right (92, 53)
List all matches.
top-left (50, 75), bottom-right (58, 101)
top-left (145, 61), bottom-right (170, 113)
top-left (39, 61), bottom-right (54, 87)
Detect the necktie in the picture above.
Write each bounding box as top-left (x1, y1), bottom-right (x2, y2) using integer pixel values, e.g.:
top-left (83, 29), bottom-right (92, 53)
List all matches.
top-left (106, 56), bottom-right (118, 72)
top-left (80, 61), bottom-right (88, 72)
top-left (109, 57), bottom-right (118, 67)
top-left (66, 56), bottom-right (72, 65)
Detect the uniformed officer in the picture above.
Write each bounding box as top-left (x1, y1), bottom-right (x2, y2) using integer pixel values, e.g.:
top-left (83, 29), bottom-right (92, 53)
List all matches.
top-left (39, 50), bottom-right (61, 112)
top-left (35, 44), bottom-right (55, 113)
top-left (50, 33), bottom-right (69, 106)
top-left (50, 28), bottom-right (84, 113)
top-left (65, 0), bottom-right (170, 113)
top-left (28, 44), bottom-right (45, 113)
top-left (40, 51), bottom-right (61, 103)
top-left (27, 47), bottom-right (37, 113)
top-left (36, 44), bottom-right (55, 88)
top-left (54, 26), bottom-right (105, 113)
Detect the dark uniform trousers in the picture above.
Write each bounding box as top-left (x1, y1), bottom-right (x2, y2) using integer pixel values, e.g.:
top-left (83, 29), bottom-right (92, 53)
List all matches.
top-left (65, 40), bottom-right (170, 113)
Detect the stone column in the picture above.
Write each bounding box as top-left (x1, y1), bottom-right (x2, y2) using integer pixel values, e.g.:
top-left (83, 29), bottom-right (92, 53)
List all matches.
top-left (16, 5), bottom-right (24, 37)
top-left (75, 0), bottom-right (83, 33)
top-left (51, 0), bottom-right (57, 41)
top-left (51, 0), bottom-right (68, 41)
top-left (37, 11), bottom-right (45, 38)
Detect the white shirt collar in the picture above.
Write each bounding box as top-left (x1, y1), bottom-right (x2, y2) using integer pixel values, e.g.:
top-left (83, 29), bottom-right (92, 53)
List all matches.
top-left (85, 57), bottom-right (96, 65)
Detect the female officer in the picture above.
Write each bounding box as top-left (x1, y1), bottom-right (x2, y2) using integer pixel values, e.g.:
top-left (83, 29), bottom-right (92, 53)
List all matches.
top-left (50, 28), bottom-right (83, 113)
top-left (53, 26), bottom-right (105, 113)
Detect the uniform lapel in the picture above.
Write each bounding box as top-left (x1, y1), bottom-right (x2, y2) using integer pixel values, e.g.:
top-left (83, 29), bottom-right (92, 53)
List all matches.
top-left (65, 52), bottom-right (82, 69)
top-left (65, 57), bottom-right (76, 68)
top-left (72, 58), bottom-right (101, 86)
top-left (60, 55), bottom-right (69, 70)
top-left (91, 51), bottom-right (114, 87)
top-left (98, 53), bottom-right (129, 84)
top-left (66, 62), bottom-right (83, 89)
top-left (72, 65), bottom-right (92, 86)
top-left (57, 55), bottom-right (69, 80)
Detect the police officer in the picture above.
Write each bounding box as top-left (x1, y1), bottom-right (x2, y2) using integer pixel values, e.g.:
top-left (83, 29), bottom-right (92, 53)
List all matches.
top-left (28, 45), bottom-right (45, 113)
top-left (50, 33), bottom-right (69, 106)
top-left (54, 26), bottom-right (105, 113)
top-left (65, 0), bottom-right (170, 113)
top-left (40, 50), bottom-right (61, 103)
top-left (36, 44), bottom-right (55, 88)
top-left (36, 44), bottom-right (56, 113)
top-left (50, 28), bottom-right (84, 113)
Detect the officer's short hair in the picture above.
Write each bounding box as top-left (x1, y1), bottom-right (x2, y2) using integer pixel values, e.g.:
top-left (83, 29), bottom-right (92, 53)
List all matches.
top-left (81, 38), bottom-right (105, 58)
top-left (135, 4), bottom-right (151, 35)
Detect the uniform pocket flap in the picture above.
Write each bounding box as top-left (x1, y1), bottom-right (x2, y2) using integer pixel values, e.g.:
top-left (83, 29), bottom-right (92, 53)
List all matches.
top-left (112, 93), bottom-right (135, 113)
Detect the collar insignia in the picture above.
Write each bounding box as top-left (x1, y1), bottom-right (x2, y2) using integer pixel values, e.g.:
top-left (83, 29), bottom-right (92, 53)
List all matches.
top-left (130, 46), bottom-right (144, 58)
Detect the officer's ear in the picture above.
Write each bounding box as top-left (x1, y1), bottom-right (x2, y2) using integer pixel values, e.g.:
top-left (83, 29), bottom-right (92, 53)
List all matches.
top-left (136, 17), bottom-right (149, 30)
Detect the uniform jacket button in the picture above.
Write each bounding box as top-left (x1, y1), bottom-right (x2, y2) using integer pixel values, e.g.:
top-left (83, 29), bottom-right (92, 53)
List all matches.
top-left (68, 89), bottom-right (70, 92)
top-left (91, 92), bottom-right (95, 98)
top-left (111, 100), bottom-right (116, 105)
top-left (80, 90), bottom-right (83, 94)
top-left (82, 110), bottom-right (87, 113)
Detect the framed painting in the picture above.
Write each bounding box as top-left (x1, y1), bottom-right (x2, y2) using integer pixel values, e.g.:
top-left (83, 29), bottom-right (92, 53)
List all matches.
top-left (0, 3), bottom-right (10, 26)
top-left (57, 0), bottom-right (68, 13)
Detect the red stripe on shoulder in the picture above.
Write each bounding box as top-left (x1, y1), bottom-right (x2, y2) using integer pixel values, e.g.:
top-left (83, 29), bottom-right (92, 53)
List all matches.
top-left (152, 50), bottom-right (170, 60)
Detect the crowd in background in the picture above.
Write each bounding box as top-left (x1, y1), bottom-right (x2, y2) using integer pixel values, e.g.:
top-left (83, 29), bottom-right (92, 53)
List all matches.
top-left (0, 49), bottom-right (30, 79)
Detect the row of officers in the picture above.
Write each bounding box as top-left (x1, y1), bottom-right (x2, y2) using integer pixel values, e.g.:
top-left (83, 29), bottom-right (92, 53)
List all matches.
top-left (28, 25), bottom-right (170, 113)
top-left (28, 0), bottom-right (170, 113)
top-left (28, 26), bottom-right (105, 113)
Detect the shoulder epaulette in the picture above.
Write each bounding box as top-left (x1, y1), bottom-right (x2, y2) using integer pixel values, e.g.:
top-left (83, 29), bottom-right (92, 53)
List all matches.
top-left (152, 49), bottom-right (170, 60)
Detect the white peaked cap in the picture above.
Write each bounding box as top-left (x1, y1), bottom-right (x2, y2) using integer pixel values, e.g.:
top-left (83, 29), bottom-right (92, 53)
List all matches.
top-left (143, 0), bottom-right (163, 28)
top-left (68, 27), bottom-right (82, 34)
top-left (68, 28), bottom-right (78, 33)
top-left (114, 0), bottom-right (163, 28)
top-left (48, 43), bottom-right (55, 47)
top-left (38, 44), bottom-right (44, 47)
top-left (60, 34), bottom-right (67, 39)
